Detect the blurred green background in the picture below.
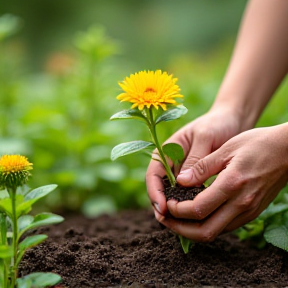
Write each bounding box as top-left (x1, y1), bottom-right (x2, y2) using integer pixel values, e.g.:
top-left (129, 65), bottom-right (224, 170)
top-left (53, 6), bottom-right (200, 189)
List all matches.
top-left (1, 0), bottom-right (288, 216)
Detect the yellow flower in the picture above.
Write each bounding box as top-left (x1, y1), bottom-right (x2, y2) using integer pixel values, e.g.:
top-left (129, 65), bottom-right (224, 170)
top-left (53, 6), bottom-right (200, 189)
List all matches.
top-left (117, 70), bottom-right (183, 110)
top-left (0, 155), bottom-right (33, 189)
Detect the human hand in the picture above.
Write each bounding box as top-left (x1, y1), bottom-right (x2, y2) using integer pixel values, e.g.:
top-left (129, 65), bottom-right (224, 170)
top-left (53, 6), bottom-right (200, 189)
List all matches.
top-left (155, 124), bottom-right (288, 242)
top-left (146, 105), bottom-right (244, 216)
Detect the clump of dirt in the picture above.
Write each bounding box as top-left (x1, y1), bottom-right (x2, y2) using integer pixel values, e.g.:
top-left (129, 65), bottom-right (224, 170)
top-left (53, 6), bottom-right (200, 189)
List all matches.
top-left (19, 209), bottom-right (288, 288)
top-left (162, 176), bottom-right (205, 202)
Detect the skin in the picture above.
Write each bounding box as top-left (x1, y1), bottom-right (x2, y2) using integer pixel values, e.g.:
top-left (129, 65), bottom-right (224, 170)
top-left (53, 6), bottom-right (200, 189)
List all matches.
top-left (146, 0), bottom-right (288, 242)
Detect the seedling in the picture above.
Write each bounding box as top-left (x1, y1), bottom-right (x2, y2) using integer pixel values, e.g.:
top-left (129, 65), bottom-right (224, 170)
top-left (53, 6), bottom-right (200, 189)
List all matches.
top-left (110, 70), bottom-right (194, 253)
top-left (0, 155), bottom-right (64, 288)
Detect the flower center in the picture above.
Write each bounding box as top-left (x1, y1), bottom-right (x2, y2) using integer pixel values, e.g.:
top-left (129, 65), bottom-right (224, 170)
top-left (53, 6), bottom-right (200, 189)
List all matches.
top-left (144, 87), bottom-right (159, 102)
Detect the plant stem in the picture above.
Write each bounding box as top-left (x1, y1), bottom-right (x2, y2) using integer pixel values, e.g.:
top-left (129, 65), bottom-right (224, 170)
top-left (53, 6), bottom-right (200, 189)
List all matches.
top-left (0, 213), bottom-right (8, 288)
top-left (146, 108), bottom-right (176, 187)
top-left (8, 187), bottom-right (18, 288)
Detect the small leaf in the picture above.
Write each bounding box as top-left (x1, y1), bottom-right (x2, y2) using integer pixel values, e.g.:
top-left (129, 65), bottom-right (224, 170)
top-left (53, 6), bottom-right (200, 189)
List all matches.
top-left (18, 215), bottom-right (34, 232)
top-left (17, 234), bottom-right (47, 266)
top-left (24, 184), bottom-right (58, 201)
top-left (110, 109), bottom-right (147, 122)
top-left (178, 235), bottom-right (195, 254)
top-left (0, 245), bottom-right (13, 258)
top-left (259, 203), bottom-right (288, 221)
top-left (0, 198), bottom-right (12, 217)
top-left (155, 105), bottom-right (188, 124)
top-left (162, 143), bottom-right (185, 165)
top-left (264, 223), bottom-right (288, 251)
top-left (17, 272), bottom-right (62, 288)
top-left (111, 141), bottom-right (155, 161)
top-left (19, 213), bottom-right (64, 238)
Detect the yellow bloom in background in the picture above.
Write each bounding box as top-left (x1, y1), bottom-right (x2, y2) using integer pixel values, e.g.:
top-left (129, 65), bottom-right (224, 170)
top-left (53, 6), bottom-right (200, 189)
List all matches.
top-left (0, 155), bottom-right (33, 189)
top-left (117, 70), bottom-right (183, 110)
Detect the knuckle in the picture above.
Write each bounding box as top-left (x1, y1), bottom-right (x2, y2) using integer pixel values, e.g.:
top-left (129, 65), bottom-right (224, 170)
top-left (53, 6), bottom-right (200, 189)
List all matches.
top-left (198, 228), bottom-right (217, 242)
top-left (182, 155), bottom-right (200, 169)
top-left (235, 193), bottom-right (257, 210)
top-left (192, 205), bottom-right (206, 220)
top-left (224, 171), bottom-right (248, 191)
top-left (194, 159), bottom-right (208, 177)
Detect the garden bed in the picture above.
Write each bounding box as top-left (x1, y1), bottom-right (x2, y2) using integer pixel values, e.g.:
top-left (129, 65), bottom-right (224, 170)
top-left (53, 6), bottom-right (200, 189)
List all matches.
top-left (19, 209), bottom-right (288, 288)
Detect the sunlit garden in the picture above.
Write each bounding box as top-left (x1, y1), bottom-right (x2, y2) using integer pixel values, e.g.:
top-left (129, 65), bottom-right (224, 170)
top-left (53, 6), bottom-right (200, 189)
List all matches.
top-left (1, 1), bottom-right (288, 287)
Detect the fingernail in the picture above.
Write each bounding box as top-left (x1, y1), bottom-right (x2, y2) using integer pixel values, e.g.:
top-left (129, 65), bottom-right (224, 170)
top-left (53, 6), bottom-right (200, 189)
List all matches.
top-left (177, 169), bottom-right (192, 182)
top-left (153, 203), bottom-right (163, 215)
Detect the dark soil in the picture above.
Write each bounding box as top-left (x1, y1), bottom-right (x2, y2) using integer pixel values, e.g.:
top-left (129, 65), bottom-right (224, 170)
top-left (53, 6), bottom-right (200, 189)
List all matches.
top-left (163, 176), bottom-right (205, 202)
top-left (19, 209), bottom-right (288, 288)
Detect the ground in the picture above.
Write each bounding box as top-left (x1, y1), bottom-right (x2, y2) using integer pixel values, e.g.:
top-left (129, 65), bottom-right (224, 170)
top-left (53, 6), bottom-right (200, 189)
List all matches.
top-left (19, 209), bottom-right (288, 288)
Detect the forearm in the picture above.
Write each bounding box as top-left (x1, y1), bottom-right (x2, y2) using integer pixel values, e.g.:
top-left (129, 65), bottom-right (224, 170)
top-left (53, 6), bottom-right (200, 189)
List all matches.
top-left (212, 0), bottom-right (288, 131)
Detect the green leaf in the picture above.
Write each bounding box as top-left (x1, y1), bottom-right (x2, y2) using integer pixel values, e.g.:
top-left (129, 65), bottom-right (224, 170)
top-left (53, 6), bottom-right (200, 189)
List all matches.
top-left (18, 215), bottom-right (34, 232)
top-left (17, 272), bottom-right (62, 288)
top-left (155, 105), bottom-right (188, 124)
top-left (0, 189), bottom-right (9, 199)
top-left (264, 223), bottom-right (288, 251)
top-left (17, 235), bottom-right (47, 266)
top-left (111, 141), bottom-right (155, 161)
top-left (0, 245), bottom-right (13, 258)
top-left (19, 213), bottom-right (64, 238)
top-left (259, 203), bottom-right (288, 221)
top-left (0, 198), bottom-right (12, 217)
top-left (24, 184), bottom-right (58, 201)
top-left (178, 235), bottom-right (195, 254)
top-left (162, 143), bottom-right (185, 165)
top-left (110, 109), bottom-right (147, 122)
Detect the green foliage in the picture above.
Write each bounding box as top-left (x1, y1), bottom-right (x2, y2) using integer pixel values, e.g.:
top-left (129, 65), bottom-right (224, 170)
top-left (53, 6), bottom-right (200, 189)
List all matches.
top-left (235, 188), bottom-right (288, 251)
top-left (0, 154), bottom-right (63, 288)
top-left (1, 11), bottom-right (288, 227)
top-left (178, 235), bottom-right (195, 254)
top-left (17, 272), bottom-right (62, 288)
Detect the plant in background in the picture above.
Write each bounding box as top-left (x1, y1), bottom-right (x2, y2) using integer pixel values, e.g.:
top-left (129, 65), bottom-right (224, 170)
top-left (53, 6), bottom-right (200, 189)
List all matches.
top-left (0, 155), bottom-right (64, 288)
top-left (235, 188), bottom-right (288, 252)
top-left (110, 70), bottom-right (193, 252)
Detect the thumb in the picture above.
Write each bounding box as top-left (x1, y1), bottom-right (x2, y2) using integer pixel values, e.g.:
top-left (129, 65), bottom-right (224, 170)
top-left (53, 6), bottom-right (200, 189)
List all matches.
top-left (177, 150), bottom-right (226, 186)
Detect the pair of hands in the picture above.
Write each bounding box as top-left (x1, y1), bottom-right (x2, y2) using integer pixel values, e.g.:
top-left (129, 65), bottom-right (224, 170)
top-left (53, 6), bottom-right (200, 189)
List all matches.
top-left (146, 107), bottom-right (288, 242)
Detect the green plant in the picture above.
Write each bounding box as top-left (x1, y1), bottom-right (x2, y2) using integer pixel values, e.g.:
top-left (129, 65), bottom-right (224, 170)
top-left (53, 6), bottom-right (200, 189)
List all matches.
top-left (235, 187), bottom-right (288, 251)
top-left (110, 70), bottom-right (195, 253)
top-left (0, 154), bottom-right (64, 288)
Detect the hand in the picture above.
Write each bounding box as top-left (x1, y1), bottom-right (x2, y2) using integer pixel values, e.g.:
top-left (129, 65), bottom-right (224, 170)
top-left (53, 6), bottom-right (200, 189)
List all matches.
top-left (155, 124), bottom-right (288, 242)
top-left (146, 105), bottom-right (244, 216)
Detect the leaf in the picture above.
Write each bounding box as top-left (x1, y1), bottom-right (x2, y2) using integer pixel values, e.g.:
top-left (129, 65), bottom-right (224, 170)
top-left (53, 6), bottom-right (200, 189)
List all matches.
top-left (259, 203), bottom-right (288, 221)
top-left (0, 189), bottom-right (9, 199)
top-left (111, 141), bottom-right (155, 161)
top-left (264, 223), bottom-right (288, 251)
top-left (0, 195), bottom-right (25, 218)
top-left (155, 105), bottom-right (188, 124)
top-left (0, 198), bottom-right (12, 217)
top-left (17, 235), bottom-right (47, 266)
top-left (18, 215), bottom-right (34, 232)
top-left (19, 213), bottom-right (64, 238)
top-left (178, 235), bottom-right (195, 254)
top-left (162, 143), bottom-right (185, 165)
top-left (24, 184), bottom-right (58, 201)
top-left (110, 109), bottom-right (147, 122)
top-left (0, 245), bottom-right (13, 258)
top-left (17, 272), bottom-right (62, 288)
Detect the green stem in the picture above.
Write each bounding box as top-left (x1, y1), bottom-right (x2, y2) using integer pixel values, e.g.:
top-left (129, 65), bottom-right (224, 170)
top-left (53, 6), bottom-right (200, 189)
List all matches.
top-left (146, 108), bottom-right (176, 187)
top-left (8, 187), bottom-right (18, 288)
top-left (0, 213), bottom-right (8, 288)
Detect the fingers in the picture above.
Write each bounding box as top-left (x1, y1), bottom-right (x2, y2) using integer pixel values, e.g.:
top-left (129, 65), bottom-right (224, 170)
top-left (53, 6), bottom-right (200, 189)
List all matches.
top-left (155, 201), bottom-right (241, 242)
top-left (146, 159), bottom-right (168, 215)
top-left (178, 147), bottom-right (229, 187)
top-left (167, 171), bottom-right (229, 220)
